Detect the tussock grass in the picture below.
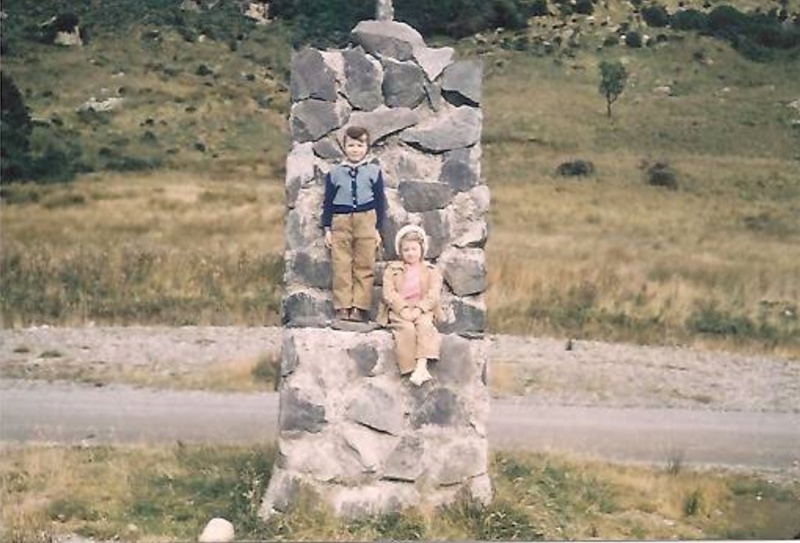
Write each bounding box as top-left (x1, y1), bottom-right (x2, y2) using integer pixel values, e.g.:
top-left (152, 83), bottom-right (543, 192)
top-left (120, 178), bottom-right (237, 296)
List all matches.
top-left (2, 446), bottom-right (798, 542)
top-left (1, 173), bottom-right (284, 327)
top-left (2, 11), bottom-right (799, 358)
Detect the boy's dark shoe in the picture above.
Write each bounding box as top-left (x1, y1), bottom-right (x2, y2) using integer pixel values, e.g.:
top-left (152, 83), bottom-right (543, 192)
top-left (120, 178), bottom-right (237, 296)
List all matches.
top-left (334, 308), bottom-right (350, 321)
top-left (350, 308), bottom-right (370, 322)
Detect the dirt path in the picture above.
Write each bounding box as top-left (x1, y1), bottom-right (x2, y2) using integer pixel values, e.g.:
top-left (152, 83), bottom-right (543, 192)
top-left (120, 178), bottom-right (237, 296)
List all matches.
top-left (1, 326), bottom-right (798, 413)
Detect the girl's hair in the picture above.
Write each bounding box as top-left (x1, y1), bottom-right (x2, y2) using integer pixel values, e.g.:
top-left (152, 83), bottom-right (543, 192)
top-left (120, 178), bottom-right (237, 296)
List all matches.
top-left (400, 231), bottom-right (424, 246)
top-left (345, 125), bottom-right (370, 145)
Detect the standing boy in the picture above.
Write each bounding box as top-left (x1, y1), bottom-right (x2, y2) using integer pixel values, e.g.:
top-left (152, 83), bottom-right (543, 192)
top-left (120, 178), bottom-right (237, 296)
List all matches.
top-left (322, 126), bottom-right (387, 322)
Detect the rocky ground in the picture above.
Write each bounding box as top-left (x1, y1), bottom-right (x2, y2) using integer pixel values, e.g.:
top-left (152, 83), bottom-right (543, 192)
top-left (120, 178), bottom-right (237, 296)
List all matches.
top-left (1, 326), bottom-right (798, 413)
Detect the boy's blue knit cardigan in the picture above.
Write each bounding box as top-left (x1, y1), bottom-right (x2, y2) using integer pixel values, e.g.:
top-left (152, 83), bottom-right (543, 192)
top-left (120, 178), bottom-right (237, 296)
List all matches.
top-left (321, 158), bottom-right (387, 231)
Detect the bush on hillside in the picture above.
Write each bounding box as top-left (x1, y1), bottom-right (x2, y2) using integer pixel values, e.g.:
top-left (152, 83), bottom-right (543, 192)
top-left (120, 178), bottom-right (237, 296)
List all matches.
top-left (1, 71), bottom-right (33, 181)
top-left (625, 30), bottom-right (643, 47)
top-left (670, 9), bottom-right (708, 30)
top-left (530, 0), bottom-right (549, 17)
top-left (644, 160), bottom-right (678, 190)
top-left (641, 4), bottom-right (670, 27)
top-left (396, 0), bottom-right (531, 38)
top-left (574, 0), bottom-right (594, 16)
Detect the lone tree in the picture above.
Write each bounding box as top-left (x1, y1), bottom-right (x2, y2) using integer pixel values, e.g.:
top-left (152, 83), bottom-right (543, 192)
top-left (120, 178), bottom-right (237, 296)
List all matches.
top-left (598, 60), bottom-right (628, 118)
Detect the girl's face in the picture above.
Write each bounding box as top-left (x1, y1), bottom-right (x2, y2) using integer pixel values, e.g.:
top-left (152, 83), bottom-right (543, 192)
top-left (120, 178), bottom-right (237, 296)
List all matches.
top-left (344, 136), bottom-right (368, 163)
top-left (400, 238), bottom-right (423, 265)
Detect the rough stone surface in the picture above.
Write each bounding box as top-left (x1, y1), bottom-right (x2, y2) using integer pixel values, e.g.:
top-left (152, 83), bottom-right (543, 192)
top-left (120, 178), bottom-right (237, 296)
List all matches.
top-left (439, 248), bottom-right (487, 296)
top-left (267, 17), bottom-right (490, 519)
top-left (382, 59), bottom-right (426, 109)
top-left (291, 48), bottom-right (337, 102)
top-left (397, 181), bottom-right (452, 212)
top-left (351, 20), bottom-right (425, 61)
top-left (348, 107), bottom-right (418, 144)
top-left (291, 100), bottom-right (344, 143)
top-left (343, 48), bottom-right (383, 111)
top-left (442, 60), bottom-right (483, 106)
top-left (401, 107), bottom-right (482, 152)
top-left (414, 46), bottom-right (454, 81)
top-left (440, 149), bottom-right (479, 192)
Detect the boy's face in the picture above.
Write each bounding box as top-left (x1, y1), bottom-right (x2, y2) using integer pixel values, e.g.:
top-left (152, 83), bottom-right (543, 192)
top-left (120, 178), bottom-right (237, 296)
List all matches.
top-left (400, 239), bottom-right (422, 265)
top-left (344, 136), bottom-right (368, 163)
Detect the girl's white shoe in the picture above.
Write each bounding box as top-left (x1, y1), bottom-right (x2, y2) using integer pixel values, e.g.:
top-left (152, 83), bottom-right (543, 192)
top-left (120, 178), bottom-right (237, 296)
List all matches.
top-left (409, 359), bottom-right (432, 386)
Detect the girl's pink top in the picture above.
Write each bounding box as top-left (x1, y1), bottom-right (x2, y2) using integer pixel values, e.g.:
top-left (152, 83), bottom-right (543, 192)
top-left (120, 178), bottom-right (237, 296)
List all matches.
top-left (401, 263), bottom-right (422, 303)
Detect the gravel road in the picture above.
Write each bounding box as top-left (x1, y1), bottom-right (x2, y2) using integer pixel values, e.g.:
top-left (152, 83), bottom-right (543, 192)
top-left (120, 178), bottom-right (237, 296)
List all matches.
top-left (2, 326), bottom-right (799, 412)
top-left (2, 326), bottom-right (799, 479)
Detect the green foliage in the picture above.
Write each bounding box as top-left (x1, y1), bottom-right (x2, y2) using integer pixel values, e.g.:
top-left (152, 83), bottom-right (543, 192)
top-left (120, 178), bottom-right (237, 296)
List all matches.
top-left (625, 30), bottom-right (643, 48)
top-left (1, 71), bottom-right (33, 181)
top-left (686, 302), bottom-right (756, 338)
top-left (644, 160), bottom-right (678, 190)
top-left (441, 495), bottom-right (544, 540)
top-left (396, 0), bottom-right (530, 39)
top-left (347, 510), bottom-right (427, 540)
top-left (670, 8), bottom-right (708, 31)
top-left (683, 489), bottom-right (702, 516)
top-left (598, 60), bottom-right (628, 118)
top-left (641, 4), bottom-right (670, 28)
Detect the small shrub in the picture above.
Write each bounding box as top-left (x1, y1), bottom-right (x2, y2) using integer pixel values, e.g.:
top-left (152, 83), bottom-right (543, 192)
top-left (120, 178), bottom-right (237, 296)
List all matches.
top-left (625, 30), bottom-right (643, 48)
top-left (641, 4), bottom-right (670, 27)
top-left (683, 489), bottom-right (702, 516)
top-left (644, 161), bottom-right (678, 190)
top-left (556, 160), bottom-right (595, 177)
top-left (574, 0), bottom-right (594, 15)
top-left (687, 303), bottom-right (755, 337)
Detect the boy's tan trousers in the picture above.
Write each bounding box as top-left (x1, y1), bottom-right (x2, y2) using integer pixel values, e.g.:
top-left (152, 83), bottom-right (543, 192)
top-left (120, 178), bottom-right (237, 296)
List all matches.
top-left (389, 312), bottom-right (441, 374)
top-left (330, 210), bottom-right (377, 311)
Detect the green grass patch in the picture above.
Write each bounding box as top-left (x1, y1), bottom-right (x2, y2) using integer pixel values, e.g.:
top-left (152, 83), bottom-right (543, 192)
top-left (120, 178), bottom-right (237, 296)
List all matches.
top-left (4, 446), bottom-right (798, 541)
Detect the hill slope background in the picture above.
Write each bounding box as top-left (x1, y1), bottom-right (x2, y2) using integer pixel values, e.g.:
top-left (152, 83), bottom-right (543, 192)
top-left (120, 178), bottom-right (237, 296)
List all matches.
top-left (1, 0), bottom-right (799, 356)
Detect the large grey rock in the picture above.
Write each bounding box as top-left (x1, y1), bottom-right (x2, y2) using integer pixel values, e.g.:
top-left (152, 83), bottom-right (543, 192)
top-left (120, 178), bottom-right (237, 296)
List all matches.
top-left (313, 137), bottom-right (344, 160)
top-left (414, 46), bottom-right (454, 81)
top-left (259, 469), bottom-right (303, 515)
top-left (281, 334), bottom-right (298, 378)
top-left (287, 251), bottom-right (330, 289)
top-left (401, 107), bottom-right (482, 152)
top-left (382, 59), bottom-right (426, 109)
top-left (351, 20), bottom-right (425, 61)
top-left (411, 388), bottom-right (465, 428)
top-left (291, 100), bottom-right (345, 143)
top-left (429, 440), bottom-right (486, 485)
top-left (440, 149), bottom-right (479, 192)
top-left (436, 334), bottom-right (477, 386)
top-left (280, 388), bottom-right (327, 433)
top-left (439, 295), bottom-right (486, 335)
top-left (423, 79), bottom-right (444, 112)
top-left (382, 435), bottom-right (425, 481)
top-left (282, 290), bottom-right (332, 325)
top-left (343, 48), bottom-right (383, 111)
top-left (285, 142), bottom-right (316, 208)
top-left (291, 48), bottom-right (337, 102)
top-left (439, 248), bottom-right (486, 296)
top-left (442, 60), bottom-right (482, 106)
top-left (346, 383), bottom-right (404, 435)
top-left (348, 107), bottom-right (419, 144)
top-left (422, 210), bottom-right (449, 259)
top-left (397, 181), bottom-right (452, 212)
top-left (379, 146), bottom-right (442, 189)
top-left (348, 344), bottom-right (379, 376)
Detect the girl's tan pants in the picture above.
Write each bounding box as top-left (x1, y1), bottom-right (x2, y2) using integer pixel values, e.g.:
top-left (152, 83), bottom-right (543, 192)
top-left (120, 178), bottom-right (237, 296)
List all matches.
top-left (389, 312), bottom-right (441, 374)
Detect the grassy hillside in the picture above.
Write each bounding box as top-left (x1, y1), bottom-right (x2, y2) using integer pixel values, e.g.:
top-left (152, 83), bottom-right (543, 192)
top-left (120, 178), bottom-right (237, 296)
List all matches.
top-left (1, 0), bottom-right (799, 356)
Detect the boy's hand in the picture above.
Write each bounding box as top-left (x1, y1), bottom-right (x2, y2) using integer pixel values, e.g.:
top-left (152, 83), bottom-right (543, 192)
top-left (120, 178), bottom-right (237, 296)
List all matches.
top-left (324, 230), bottom-right (332, 249)
top-left (400, 307), bottom-right (414, 321)
top-left (374, 230), bottom-right (382, 245)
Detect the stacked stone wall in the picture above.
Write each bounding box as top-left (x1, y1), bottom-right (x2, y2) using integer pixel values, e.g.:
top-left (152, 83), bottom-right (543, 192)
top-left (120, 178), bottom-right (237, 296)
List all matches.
top-left (261, 18), bottom-right (490, 518)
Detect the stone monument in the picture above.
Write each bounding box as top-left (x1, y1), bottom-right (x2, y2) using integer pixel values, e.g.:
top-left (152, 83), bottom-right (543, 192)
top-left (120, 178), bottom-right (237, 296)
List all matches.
top-left (259, 3), bottom-right (490, 518)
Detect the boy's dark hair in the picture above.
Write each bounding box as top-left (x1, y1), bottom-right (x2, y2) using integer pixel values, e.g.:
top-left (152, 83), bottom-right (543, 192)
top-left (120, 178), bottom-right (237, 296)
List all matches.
top-left (345, 125), bottom-right (370, 145)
